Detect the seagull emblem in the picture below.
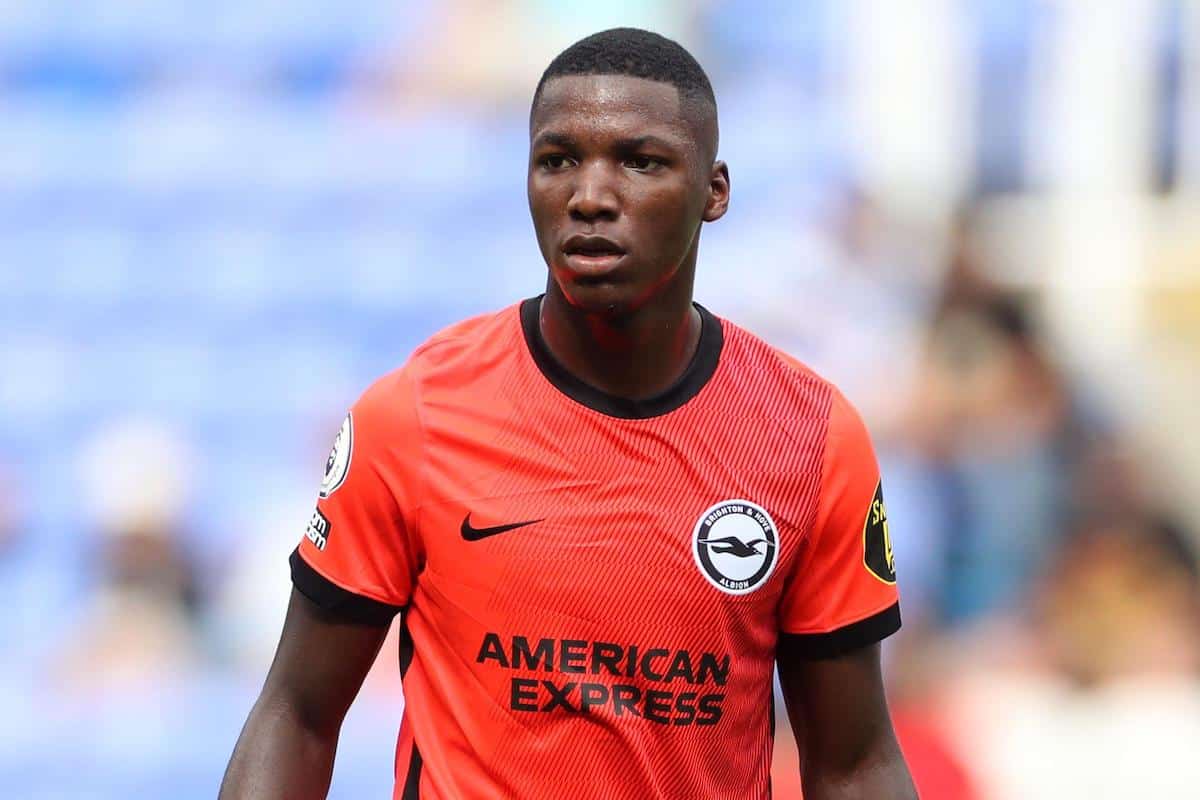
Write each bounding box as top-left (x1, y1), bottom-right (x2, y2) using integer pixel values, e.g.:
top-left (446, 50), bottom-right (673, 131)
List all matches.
top-left (704, 536), bottom-right (769, 558)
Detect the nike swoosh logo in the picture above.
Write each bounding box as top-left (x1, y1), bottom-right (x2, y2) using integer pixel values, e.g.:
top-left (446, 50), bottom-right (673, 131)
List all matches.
top-left (460, 514), bottom-right (543, 541)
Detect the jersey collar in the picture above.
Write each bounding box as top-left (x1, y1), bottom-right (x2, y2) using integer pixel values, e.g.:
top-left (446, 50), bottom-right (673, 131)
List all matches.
top-left (520, 295), bottom-right (724, 420)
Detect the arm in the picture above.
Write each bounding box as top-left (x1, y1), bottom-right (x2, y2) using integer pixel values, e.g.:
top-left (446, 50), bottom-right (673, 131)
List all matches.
top-left (219, 588), bottom-right (390, 800)
top-left (222, 373), bottom-right (421, 797)
top-left (773, 383), bottom-right (913, 796)
top-left (777, 640), bottom-right (917, 800)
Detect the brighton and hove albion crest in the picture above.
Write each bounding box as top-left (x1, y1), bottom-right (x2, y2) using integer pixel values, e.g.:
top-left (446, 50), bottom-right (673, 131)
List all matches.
top-left (692, 500), bottom-right (779, 595)
top-left (319, 413), bottom-right (353, 498)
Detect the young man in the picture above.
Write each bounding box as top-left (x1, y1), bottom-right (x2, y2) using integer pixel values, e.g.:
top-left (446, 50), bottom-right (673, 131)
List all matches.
top-left (221, 28), bottom-right (916, 800)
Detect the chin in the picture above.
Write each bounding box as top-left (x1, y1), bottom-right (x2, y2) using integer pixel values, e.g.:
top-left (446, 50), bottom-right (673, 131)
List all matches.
top-left (556, 277), bottom-right (640, 318)
top-left (549, 268), bottom-right (643, 319)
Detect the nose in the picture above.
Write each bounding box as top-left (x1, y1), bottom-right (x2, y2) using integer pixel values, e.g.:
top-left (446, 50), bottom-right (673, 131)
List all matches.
top-left (566, 162), bottom-right (619, 222)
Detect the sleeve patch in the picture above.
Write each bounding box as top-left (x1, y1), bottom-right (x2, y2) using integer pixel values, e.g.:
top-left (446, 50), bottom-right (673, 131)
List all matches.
top-left (319, 413), bottom-right (353, 498)
top-left (863, 481), bottom-right (896, 584)
top-left (304, 507), bottom-right (331, 551)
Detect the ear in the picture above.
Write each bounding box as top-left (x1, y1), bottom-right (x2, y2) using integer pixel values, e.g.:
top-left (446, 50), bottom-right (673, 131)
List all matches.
top-left (702, 161), bottom-right (730, 222)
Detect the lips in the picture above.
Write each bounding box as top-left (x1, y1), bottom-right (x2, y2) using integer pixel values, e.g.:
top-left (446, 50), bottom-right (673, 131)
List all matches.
top-left (561, 234), bottom-right (627, 278)
top-left (562, 234), bottom-right (626, 258)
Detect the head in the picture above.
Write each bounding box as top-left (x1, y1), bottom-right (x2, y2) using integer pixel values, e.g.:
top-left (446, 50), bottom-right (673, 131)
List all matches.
top-left (528, 28), bottom-right (729, 316)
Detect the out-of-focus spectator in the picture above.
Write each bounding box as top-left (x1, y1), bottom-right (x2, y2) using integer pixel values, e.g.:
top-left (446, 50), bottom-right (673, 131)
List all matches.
top-left (896, 210), bottom-right (1086, 625)
top-left (1035, 515), bottom-right (1200, 685)
top-left (946, 514), bottom-right (1200, 799)
top-left (914, 292), bottom-right (1069, 621)
top-left (55, 419), bottom-right (203, 691)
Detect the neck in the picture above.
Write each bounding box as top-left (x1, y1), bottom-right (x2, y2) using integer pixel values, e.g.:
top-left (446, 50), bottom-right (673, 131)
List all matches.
top-left (538, 265), bottom-right (701, 402)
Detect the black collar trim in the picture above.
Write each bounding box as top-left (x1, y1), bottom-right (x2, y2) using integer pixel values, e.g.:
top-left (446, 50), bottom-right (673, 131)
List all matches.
top-left (519, 295), bottom-right (724, 420)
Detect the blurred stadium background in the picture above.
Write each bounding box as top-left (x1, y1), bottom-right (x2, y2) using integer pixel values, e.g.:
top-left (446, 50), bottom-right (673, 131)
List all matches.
top-left (2, 1), bottom-right (1199, 798)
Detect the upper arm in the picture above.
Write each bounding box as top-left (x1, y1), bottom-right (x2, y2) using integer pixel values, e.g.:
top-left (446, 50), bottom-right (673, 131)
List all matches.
top-left (776, 642), bottom-right (899, 781)
top-left (276, 367), bottom-right (426, 722)
top-left (259, 588), bottom-right (391, 735)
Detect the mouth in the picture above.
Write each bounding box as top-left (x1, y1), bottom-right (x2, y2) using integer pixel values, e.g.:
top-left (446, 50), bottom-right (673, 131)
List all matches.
top-left (562, 235), bottom-right (627, 273)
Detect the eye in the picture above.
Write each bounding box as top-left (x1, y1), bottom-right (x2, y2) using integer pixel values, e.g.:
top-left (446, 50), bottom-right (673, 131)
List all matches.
top-left (540, 154), bottom-right (575, 170)
top-left (623, 155), bottom-right (663, 172)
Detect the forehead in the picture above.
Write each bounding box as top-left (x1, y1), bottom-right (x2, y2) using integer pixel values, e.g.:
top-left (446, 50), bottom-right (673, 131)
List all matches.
top-left (531, 74), bottom-right (695, 146)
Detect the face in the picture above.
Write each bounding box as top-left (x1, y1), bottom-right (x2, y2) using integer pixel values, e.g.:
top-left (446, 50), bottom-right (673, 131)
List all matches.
top-left (528, 75), bottom-right (729, 315)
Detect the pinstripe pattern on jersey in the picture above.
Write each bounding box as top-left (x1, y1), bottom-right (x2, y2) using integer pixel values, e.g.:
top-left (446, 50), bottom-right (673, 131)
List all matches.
top-left (295, 300), bottom-right (900, 800)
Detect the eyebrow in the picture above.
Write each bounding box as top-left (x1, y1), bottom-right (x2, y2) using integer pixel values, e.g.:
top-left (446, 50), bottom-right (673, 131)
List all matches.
top-left (532, 132), bottom-right (576, 150)
top-left (612, 135), bottom-right (680, 152)
top-left (531, 132), bottom-right (682, 151)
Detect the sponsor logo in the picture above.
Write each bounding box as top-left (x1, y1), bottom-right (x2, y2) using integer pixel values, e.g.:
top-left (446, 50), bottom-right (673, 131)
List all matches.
top-left (692, 499), bottom-right (779, 595)
top-left (319, 414), bottom-right (353, 499)
top-left (863, 481), bottom-right (896, 584)
top-left (477, 632), bottom-right (729, 726)
top-left (460, 514), bottom-right (543, 542)
top-left (305, 508), bottom-right (331, 551)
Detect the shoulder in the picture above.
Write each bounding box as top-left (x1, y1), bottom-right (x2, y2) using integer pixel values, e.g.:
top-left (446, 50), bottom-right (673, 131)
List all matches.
top-left (364, 302), bottom-right (522, 396)
top-left (407, 302), bottom-right (522, 379)
top-left (714, 313), bottom-right (873, 462)
top-left (715, 313), bottom-right (842, 422)
top-left (766, 345), bottom-right (865, 438)
top-left (353, 302), bottom-right (523, 425)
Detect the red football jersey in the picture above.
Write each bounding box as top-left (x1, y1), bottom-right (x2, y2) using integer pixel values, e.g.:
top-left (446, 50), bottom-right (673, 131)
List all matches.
top-left (292, 297), bottom-right (900, 799)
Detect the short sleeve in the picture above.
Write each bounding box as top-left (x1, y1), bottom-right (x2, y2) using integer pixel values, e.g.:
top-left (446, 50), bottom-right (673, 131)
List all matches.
top-left (291, 367), bottom-right (424, 625)
top-left (778, 389), bottom-right (901, 658)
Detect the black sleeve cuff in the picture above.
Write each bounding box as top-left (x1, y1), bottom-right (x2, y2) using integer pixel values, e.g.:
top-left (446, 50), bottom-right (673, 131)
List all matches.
top-left (289, 548), bottom-right (403, 626)
top-left (779, 602), bottom-right (901, 660)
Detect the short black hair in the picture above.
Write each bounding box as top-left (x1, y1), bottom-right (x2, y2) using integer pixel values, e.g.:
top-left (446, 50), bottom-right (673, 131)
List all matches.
top-left (533, 27), bottom-right (716, 111)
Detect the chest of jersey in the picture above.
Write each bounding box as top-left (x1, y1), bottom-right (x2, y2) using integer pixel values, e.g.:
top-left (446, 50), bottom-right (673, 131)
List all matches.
top-left (406, 382), bottom-right (826, 721)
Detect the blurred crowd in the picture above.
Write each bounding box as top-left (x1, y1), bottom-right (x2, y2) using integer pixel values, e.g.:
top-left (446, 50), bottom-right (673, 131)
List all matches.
top-left (766, 195), bottom-right (1200, 799)
top-left (1, 2), bottom-right (1197, 799)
